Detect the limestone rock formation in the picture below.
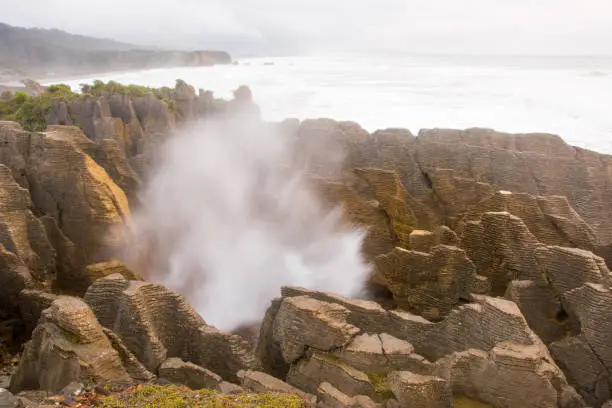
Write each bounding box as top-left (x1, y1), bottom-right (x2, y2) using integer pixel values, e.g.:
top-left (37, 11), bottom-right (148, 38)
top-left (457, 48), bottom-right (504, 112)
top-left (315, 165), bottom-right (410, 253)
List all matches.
top-left (0, 122), bottom-right (132, 295)
top-left (83, 260), bottom-right (140, 290)
top-left (255, 298), bottom-right (289, 379)
top-left (0, 164), bottom-right (56, 284)
top-left (4, 91), bottom-right (612, 407)
top-left (375, 245), bottom-right (489, 320)
top-left (460, 211), bottom-right (544, 295)
top-left (287, 352), bottom-right (375, 398)
top-left (535, 246), bottom-right (612, 406)
top-left (159, 357), bottom-right (222, 390)
top-left (84, 274), bottom-right (254, 381)
top-left (416, 127), bottom-right (612, 246)
top-left (316, 382), bottom-right (357, 408)
top-left (9, 297), bottom-right (130, 394)
top-left (0, 245), bottom-right (35, 318)
top-left (238, 370), bottom-right (315, 405)
top-left (330, 333), bottom-right (431, 375)
top-left (18, 289), bottom-right (58, 336)
top-left (388, 372), bottom-right (451, 408)
top-left (278, 287), bottom-right (538, 362)
top-left (259, 287), bottom-right (584, 406)
top-left (435, 342), bottom-right (584, 408)
top-left (272, 296), bottom-right (360, 364)
top-left (102, 328), bottom-right (155, 382)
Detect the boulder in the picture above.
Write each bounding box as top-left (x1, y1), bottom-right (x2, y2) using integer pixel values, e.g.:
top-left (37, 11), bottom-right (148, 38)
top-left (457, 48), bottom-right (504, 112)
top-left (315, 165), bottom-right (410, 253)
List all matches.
top-left (237, 370), bottom-right (315, 404)
top-left (317, 382), bottom-right (384, 408)
top-left (9, 296), bottom-right (130, 394)
top-left (159, 357), bottom-right (222, 390)
top-left (0, 389), bottom-right (19, 408)
top-left (388, 372), bottom-right (451, 408)
top-left (317, 382), bottom-right (355, 408)
top-left (287, 352), bottom-right (374, 397)
top-left (330, 333), bottom-right (432, 375)
top-left (0, 389), bottom-right (37, 408)
top-left (218, 381), bottom-right (245, 395)
top-left (280, 287), bottom-right (395, 336)
top-left (273, 296), bottom-right (360, 364)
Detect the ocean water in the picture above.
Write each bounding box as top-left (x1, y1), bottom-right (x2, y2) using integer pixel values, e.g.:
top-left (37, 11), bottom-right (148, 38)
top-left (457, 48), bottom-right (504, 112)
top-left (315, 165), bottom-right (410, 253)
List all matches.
top-left (50, 54), bottom-right (612, 154)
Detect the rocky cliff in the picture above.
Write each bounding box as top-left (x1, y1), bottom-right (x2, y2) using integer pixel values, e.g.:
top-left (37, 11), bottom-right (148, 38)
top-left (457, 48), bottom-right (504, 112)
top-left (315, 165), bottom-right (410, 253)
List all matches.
top-left (0, 22), bottom-right (231, 82)
top-left (1, 81), bottom-right (612, 407)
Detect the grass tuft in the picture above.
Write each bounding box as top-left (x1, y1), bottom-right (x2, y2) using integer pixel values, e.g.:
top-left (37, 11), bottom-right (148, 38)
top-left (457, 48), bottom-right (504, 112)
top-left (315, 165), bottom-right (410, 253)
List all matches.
top-left (95, 384), bottom-right (306, 408)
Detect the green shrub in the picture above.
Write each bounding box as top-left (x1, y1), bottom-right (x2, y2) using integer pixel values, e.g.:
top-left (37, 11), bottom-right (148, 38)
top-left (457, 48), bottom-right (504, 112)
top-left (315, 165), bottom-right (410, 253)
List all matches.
top-left (367, 372), bottom-right (395, 400)
top-left (46, 84), bottom-right (73, 96)
top-left (13, 94), bottom-right (52, 131)
top-left (0, 79), bottom-right (186, 131)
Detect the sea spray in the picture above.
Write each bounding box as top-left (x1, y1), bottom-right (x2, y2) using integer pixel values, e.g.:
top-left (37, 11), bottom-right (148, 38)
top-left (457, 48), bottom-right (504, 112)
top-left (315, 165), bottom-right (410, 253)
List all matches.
top-left (123, 114), bottom-right (370, 331)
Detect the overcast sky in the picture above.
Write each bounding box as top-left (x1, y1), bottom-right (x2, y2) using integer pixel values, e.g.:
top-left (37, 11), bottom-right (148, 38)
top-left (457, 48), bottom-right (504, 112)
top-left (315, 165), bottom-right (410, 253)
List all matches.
top-left (3, 0), bottom-right (612, 56)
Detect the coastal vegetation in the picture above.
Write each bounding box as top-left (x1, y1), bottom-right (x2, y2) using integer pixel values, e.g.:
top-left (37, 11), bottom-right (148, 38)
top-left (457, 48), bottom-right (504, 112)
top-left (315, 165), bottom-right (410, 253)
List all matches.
top-left (0, 79), bottom-right (187, 131)
top-left (95, 384), bottom-right (306, 408)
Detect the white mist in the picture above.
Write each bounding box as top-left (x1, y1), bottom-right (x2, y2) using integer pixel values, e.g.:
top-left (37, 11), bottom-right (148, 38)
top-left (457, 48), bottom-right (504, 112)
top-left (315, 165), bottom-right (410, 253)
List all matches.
top-left (124, 115), bottom-right (370, 331)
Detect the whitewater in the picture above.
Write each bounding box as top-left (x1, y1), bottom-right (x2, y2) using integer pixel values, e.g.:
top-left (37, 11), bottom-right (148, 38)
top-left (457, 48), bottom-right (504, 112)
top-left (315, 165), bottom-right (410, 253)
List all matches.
top-left (51, 54), bottom-right (612, 154)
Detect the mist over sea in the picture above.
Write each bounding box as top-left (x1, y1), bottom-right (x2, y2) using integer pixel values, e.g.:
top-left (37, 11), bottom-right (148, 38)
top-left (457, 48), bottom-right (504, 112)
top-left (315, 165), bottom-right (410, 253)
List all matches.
top-left (51, 54), bottom-right (612, 154)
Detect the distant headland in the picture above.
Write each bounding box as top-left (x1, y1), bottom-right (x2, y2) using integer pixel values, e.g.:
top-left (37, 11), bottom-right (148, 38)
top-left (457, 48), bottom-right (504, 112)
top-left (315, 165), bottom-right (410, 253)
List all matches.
top-left (0, 22), bottom-right (232, 84)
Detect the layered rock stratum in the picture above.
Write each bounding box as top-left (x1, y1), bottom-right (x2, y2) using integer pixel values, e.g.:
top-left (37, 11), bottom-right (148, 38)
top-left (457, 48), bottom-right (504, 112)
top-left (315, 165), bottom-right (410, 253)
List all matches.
top-left (1, 80), bottom-right (612, 407)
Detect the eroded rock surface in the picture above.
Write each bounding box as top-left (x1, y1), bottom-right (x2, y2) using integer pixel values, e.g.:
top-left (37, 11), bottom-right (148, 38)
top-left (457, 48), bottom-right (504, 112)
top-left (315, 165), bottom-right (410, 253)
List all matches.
top-left (9, 297), bottom-right (130, 394)
top-left (84, 274), bottom-right (255, 381)
top-left (3, 94), bottom-right (612, 406)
